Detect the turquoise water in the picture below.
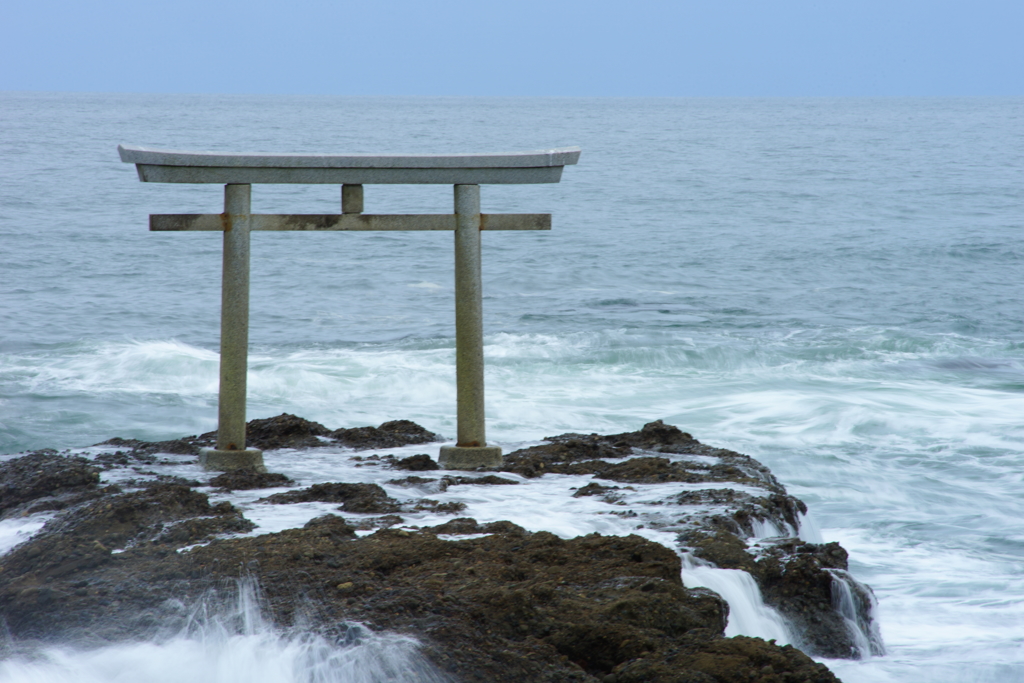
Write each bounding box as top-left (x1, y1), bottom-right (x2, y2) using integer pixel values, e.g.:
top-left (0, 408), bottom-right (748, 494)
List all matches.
top-left (2, 93), bottom-right (1024, 681)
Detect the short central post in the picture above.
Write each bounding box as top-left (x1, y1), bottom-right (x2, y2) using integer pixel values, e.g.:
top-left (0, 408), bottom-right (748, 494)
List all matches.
top-left (439, 184), bottom-right (502, 469)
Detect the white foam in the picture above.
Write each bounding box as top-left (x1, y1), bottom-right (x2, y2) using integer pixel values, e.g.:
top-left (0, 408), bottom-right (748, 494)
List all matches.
top-left (681, 558), bottom-right (791, 644)
top-left (8, 324), bottom-right (1024, 682)
top-left (0, 513), bottom-right (54, 556)
top-left (0, 580), bottom-right (449, 683)
top-left (796, 511), bottom-right (824, 543)
top-left (749, 518), bottom-right (790, 540)
top-left (829, 569), bottom-right (885, 658)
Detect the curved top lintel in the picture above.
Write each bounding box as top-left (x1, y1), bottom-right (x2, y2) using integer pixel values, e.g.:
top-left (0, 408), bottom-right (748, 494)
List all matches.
top-left (119, 144), bottom-right (581, 170)
top-left (118, 144), bottom-right (580, 184)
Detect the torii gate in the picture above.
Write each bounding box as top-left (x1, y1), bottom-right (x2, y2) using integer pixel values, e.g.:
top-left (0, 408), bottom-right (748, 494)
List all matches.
top-left (119, 144), bottom-right (580, 472)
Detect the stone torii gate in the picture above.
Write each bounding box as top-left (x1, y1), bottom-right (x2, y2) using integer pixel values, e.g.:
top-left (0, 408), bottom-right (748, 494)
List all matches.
top-left (119, 144), bottom-right (580, 472)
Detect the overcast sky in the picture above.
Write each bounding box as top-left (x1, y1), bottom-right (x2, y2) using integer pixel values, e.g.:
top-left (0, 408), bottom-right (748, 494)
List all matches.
top-left (2, 0), bottom-right (1022, 96)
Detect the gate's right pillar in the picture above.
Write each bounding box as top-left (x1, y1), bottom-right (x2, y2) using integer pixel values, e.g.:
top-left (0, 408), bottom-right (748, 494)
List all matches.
top-left (439, 184), bottom-right (503, 470)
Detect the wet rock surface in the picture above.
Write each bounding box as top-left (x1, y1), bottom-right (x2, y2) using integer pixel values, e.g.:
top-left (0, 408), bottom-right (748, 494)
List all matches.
top-left (330, 419), bottom-right (441, 450)
top-left (235, 413), bottom-right (331, 450)
top-left (504, 420), bottom-right (876, 661)
top-left (97, 436), bottom-right (202, 457)
top-left (209, 469), bottom-right (295, 491)
top-left (0, 418), bottom-right (869, 681)
top-left (438, 474), bottom-right (519, 491)
top-left (259, 482), bottom-right (402, 514)
top-left (394, 453), bottom-right (441, 471)
top-left (682, 527), bottom-right (881, 658)
top-left (0, 452), bottom-right (102, 517)
top-left (96, 415), bottom-right (441, 455)
top-left (502, 421), bottom-right (784, 493)
top-left (0, 502), bottom-right (835, 683)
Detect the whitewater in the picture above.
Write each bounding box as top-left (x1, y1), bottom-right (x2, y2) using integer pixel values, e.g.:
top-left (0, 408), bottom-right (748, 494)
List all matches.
top-left (2, 93), bottom-right (1024, 682)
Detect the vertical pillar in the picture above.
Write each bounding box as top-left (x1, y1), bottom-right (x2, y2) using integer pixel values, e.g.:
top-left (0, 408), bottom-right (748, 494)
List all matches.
top-left (199, 183), bottom-right (266, 472)
top-left (439, 184), bottom-right (502, 470)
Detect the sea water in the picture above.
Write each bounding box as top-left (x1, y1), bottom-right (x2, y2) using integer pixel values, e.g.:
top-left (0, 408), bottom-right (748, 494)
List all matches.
top-left (2, 93), bottom-right (1024, 681)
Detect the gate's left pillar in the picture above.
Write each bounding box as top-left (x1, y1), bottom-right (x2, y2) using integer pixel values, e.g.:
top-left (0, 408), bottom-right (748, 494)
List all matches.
top-left (199, 183), bottom-right (266, 472)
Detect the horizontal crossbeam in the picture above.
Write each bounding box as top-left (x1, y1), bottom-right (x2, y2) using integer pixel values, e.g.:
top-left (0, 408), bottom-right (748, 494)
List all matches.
top-left (149, 214), bottom-right (551, 232)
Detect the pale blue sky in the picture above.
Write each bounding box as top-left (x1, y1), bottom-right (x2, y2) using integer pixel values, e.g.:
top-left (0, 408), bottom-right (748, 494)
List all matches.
top-left (2, 0), bottom-right (1021, 96)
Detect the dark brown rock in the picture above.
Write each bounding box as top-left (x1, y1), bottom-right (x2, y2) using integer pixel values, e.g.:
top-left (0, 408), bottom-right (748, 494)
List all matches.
top-left (501, 421), bottom-right (783, 493)
top-left (241, 413), bottom-right (331, 450)
top-left (606, 419), bottom-right (698, 451)
top-left (0, 495), bottom-right (842, 683)
top-left (387, 475), bottom-right (436, 487)
top-left (613, 632), bottom-right (839, 683)
top-left (572, 482), bottom-right (619, 498)
top-left (0, 505), bottom-right (735, 682)
top-left (98, 416), bottom-right (439, 455)
top-left (330, 419), bottom-right (441, 450)
top-left (209, 469), bottom-right (295, 491)
top-left (683, 526), bottom-right (876, 659)
top-left (438, 475), bottom-right (518, 492)
top-left (0, 417), bottom-right (856, 681)
top-left (96, 437), bottom-right (203, 456)
top-left (411, 500), bottom-right (468, 514)
top-left (259, 482), bottom-right (401, 514)
top-left (394, 453), bottom-right (440, 471)
top-left (501, 436), bottom-right (630, 479)
top-left (754, 539), bottom-right (882, 658)
top-left (0, 452), bottom-right (101, 516)
top-left (670, 489), bottom-right (807, 538)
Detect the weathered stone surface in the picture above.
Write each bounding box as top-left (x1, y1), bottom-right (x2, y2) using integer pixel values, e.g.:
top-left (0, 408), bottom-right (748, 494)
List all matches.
top-left (502, 421), bottom-right (784, 494)
top-left (330, 419), bottom-right (441, 450)
top-left (394, 453), bottom-right (441, 471)
top-left (209, 469), bottom-right (295, 491)
top-left (754, 539), bottom-right (882, 658)
top-left (509, 420), bottom-right (875, 660)
top-left (387, 475), bottom-right (437, 487)
top-left (237, 413), bottom-right (331, 450)
top-left (438, 474), bottom-right (519, 491)
top-left (97, 437), bottom-right (202, 456)
top-left (613, 632), bottom-right (839, 683)
top-left (259, 482), bottom-right (401, 514)
top-left (97, 416), bottom-right (440, 454)
top-left (0, 418), bottom-right (859, 681)
top-left (670, 488), bottom-right (808, 538)
top-left (0, 452), bottom-right (101, 517)
top-left (0, 482), bottom-right (253, 638)
top-left (572, 482), bottom-right (619, 498)
top-left (410, 499), bottom-right (468, 514)
top-left (0, 503), bottom-right (790, 683)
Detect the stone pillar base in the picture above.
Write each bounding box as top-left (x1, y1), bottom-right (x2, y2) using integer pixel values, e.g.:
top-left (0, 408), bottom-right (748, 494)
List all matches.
top-left (199, 448), bottom-right (266, 473)
top-left (438, 445), bottom-right (503, 470)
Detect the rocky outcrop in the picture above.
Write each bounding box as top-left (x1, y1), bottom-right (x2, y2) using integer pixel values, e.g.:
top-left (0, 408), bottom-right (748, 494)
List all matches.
top-left (502, 420), bottom-right (878, 661)
top-left (209, 469), bottom-right (295, 491)
top-left (96, 414), bottom-right (441, 454)
top-left (259, 482), bottom-right (402, 514)
top-left (330, 419), bottom-right (441, 449)
top-left (502, 421), bottom-right (784, 493)
top-left (1, 418), bottom-right (872, 681)
top-left (394, 453), bottom-right (441, 471)
top-left (0, 451), bottom-right (102, 516)
top-left (0, 491), bottom-right (836, 682)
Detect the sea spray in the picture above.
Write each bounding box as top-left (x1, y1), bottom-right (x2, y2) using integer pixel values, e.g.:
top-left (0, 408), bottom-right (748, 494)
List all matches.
top-left (680, 554), bottom-right (792, 643)
top-left (828, 569), bottom-right (885, 658)
top-left (0, 579), bottom-right (450, 683)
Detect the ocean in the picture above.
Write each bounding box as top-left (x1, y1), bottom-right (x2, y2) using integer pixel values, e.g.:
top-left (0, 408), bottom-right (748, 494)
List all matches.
top-left (1, 92), bottom-right (1023, 682)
